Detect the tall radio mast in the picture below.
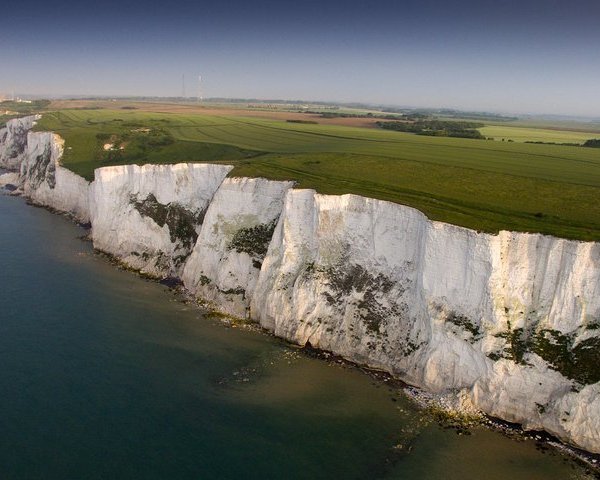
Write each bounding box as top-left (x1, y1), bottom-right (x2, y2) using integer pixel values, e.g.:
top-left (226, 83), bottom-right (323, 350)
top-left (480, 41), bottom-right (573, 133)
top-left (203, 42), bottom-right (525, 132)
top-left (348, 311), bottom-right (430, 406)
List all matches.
top-left (197, 75), bottom-right (203, 103)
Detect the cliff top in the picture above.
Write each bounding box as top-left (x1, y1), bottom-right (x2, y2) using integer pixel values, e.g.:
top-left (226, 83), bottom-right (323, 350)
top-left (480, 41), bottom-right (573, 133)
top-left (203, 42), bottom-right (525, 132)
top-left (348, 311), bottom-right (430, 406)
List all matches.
top-left (32, 105), bottom-right (600, 241)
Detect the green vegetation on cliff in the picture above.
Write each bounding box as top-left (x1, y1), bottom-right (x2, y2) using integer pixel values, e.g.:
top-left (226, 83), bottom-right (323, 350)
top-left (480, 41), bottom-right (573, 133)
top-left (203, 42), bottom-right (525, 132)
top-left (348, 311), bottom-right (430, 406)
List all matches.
top-left (489, 322), bottom-right (600, 386)
top-left (35, 108), bottom-right (600, 241)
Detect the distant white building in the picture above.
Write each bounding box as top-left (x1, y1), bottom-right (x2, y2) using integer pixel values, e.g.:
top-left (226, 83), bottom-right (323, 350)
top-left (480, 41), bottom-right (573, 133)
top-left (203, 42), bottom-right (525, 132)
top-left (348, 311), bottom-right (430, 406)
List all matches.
top-left (0, 94), bottom-right (32, 103)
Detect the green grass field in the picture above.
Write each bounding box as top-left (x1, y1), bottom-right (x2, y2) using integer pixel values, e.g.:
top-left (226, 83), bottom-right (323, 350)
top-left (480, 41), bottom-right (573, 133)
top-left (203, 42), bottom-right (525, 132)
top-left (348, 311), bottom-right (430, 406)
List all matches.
top-left (35, 109), bottom-right (600, 241)
top-left (479, 125), bottom-right (596, 144)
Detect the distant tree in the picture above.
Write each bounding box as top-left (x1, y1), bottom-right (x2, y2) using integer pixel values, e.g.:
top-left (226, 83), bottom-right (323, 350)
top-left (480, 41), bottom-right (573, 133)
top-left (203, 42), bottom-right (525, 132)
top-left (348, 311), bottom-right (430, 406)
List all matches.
top-left (583, 139), bottom-right (600, 148)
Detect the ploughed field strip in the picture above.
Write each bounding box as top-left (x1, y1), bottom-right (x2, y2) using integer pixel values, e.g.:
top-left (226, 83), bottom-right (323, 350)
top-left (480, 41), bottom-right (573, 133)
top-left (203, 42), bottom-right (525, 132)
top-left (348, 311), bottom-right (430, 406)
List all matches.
top-left (35, 109), bottom-right (600, 240)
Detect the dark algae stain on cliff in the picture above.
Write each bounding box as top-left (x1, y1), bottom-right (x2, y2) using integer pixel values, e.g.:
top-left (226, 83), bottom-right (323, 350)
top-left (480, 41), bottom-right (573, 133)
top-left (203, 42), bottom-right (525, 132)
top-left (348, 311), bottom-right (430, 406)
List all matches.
top-left (445, 311), bottom-right (482, 343)
top-left (532, 330), bottom-right (600, 385)
top-left (490, 320), bottom-right (600, 385)
top-left (303, 257), bottom-right (426, 356)
top-left (0, 194), bottom-right (595, 480)
top-left (228, 219), bottom-right (278, 259)
top-left (311, 260), bottom-right (399, 334)
top-left (130, 193), bottom-right (204, 251)
top-left (491, 321), bottom-right (530, 365)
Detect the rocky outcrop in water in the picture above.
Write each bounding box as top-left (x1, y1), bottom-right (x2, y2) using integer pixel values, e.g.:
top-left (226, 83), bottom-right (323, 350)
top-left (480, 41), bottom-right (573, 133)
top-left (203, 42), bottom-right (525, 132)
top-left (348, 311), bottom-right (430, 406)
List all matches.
top-left (2, 115), bottom-right (599, 454)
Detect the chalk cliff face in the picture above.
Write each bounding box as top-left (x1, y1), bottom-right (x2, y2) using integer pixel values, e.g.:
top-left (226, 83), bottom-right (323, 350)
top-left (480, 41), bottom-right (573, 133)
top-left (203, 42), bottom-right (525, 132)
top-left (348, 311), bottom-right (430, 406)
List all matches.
top-left (89, 163), bottom-right (232, 278)
top-left (1, 116), bottom-right (89, 222)
top-left (182, 177), bottom-right (294, 317)
top-left (252, 191), bottom-right (431, 373)
top-left (252, 190), bottom-right (600, 453)
top-left (5, 116), bottom-right (600, 454)
top-left (20, 132), bottom-right (90, 223)
top-left (0, 115), bottom-right (39, 170)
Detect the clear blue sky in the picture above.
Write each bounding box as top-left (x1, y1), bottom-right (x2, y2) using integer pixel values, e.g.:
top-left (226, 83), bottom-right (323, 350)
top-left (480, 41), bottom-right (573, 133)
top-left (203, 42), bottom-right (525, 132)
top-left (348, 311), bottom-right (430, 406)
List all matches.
top-left (1, 0), bottom-right (599, 116)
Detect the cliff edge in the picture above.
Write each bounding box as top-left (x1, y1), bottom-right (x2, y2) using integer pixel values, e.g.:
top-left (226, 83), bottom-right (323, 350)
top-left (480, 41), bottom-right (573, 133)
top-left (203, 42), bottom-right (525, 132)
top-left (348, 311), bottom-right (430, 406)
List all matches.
top-left (2, 115), bottom-right (598, 454)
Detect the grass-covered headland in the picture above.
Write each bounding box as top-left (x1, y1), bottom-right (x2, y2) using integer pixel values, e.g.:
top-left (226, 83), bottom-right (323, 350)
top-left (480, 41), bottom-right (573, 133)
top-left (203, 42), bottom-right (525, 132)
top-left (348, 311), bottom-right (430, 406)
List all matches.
top-left (0, 99), bottom-right (50, 127)
top-left (34, 107), bottom-right (600, 241)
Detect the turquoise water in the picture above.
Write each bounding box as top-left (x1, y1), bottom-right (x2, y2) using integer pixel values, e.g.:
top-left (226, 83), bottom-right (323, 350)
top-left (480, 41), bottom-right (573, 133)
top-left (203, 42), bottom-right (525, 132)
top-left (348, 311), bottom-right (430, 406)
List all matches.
top-left (0, 192), bottom-right (594, 479)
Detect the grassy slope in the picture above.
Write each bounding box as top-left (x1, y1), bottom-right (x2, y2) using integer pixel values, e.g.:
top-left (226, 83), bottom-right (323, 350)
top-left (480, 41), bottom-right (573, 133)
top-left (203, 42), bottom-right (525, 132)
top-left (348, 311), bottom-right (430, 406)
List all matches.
top-left (35, 109), bottom-right (600, 241)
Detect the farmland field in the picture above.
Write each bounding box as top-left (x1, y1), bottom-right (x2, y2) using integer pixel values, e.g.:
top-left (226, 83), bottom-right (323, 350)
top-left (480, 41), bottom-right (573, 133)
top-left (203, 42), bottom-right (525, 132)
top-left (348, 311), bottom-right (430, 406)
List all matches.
top-left (478, 125), bottom-right (597, 144)
top-left (35, 106), bottom-right (600, 241)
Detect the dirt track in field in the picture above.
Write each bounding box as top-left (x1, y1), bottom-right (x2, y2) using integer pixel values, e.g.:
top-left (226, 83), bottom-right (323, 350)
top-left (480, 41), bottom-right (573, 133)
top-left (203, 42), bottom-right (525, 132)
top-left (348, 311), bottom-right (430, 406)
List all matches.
top-left (48, 100), bottom-right (384, 129)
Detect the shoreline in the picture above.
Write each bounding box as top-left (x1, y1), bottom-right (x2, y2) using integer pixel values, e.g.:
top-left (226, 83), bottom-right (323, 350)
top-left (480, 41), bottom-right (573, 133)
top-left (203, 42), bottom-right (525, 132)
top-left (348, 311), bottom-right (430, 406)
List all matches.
top-left (2, 114), bottom-right (600, 457)
top-left (180, 282), bottom-right (600, 476)
top-left (2, 185), bottom-right (600, 476)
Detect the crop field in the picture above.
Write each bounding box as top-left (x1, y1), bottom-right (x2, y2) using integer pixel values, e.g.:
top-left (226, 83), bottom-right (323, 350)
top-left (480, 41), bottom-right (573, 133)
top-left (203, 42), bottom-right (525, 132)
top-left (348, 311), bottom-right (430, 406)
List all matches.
top-left (35, 107), bottom-right (600, 240)
top-left (478, 125), bottom-right (596, 144)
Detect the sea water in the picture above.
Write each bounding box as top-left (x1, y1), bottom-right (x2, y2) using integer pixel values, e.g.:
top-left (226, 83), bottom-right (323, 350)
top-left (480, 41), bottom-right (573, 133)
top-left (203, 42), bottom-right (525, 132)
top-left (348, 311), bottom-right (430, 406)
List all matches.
top-left (0, 193), bottom-right (594, 479)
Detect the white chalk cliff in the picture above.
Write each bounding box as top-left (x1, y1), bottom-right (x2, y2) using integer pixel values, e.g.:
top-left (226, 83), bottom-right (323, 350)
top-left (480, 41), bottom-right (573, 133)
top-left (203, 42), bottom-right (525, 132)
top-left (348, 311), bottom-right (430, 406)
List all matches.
top-left (182, 177), bottom-right (294, 317)
top-left (251, 191), bottom-right (600, 453)
top-left (20, 131), bottom-right (90, 223)
top-left (1, 117), bottom-right (90, 222)
top-left (90, 163), bottom-right (232, 278)
top-left (0, 115), bottom-right (39, 170)
top-left (2, 115), bottom-right (599, 454)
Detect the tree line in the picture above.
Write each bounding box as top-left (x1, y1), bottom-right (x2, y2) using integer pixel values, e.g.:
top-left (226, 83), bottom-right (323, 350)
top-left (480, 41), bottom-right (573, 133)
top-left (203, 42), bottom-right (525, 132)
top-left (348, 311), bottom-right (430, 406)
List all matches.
top-left (376, 120), bottom-right (485, 139)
